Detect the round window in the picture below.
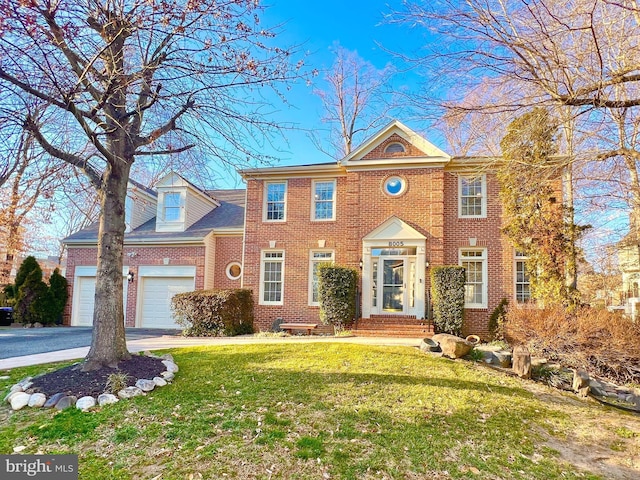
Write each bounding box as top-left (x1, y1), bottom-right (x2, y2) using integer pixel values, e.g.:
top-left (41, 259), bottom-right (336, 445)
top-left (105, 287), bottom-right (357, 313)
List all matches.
top-left (226, 262), bottom-right (242, 280)
top-left (383, 176), bottom-right (406, 196)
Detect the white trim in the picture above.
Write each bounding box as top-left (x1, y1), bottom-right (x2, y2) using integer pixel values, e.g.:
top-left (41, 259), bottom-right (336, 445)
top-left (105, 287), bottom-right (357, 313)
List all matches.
top-left (311, 179), bottom-right (337, 221)
top-left (263, 180), bottom-right (287, 222)
top-left (514, 251), bottom-right (531, 303)
top-left (458, 174), bottom-right (487, 219)
top-left (459, 248), bottom-right (488, 309)
top-left (137, 265), bottom-right (196, 277)
top-left (226, 261), bottom-right (242, 281)
top-left (259, 250), bottom-right (285, 305)
top-left (71, 266), bottom-right (129, 326)
top-left (382, 175), bottom-right (407, 197)
top-left (308, 250), bottom-right (335, 306)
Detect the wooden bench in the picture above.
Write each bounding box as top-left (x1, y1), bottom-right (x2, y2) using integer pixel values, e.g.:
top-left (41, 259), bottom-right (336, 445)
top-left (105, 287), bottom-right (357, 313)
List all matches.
top-left (279, 323), bottom-right (318, 336)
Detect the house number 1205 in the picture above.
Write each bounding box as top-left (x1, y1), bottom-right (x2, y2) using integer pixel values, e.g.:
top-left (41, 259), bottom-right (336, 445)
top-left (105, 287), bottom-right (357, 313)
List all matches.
top-left (388, 241), bottom-right (404, 247)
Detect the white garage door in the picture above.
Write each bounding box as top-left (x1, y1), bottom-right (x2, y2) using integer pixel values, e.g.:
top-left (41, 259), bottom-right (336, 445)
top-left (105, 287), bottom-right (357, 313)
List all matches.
top-left (140, 277), bottom-right (194, 328)
top-left (72, 275), bottom-right (128, 326)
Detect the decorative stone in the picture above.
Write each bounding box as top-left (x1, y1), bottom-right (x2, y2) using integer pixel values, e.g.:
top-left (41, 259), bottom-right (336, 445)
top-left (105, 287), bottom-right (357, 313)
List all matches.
top-left (160, 353), bottom-right (174, 362)
top-left (55, 396), bottom-right (77, 410)
top-left (431, 334), bottom-right (473, 358)
top-left (136, 379), bottom-right (156, 392)
top-left (28, 393), bottom-right (47, 408)
top-left (76, 396), bottom-right (96, 411)
top-left (10, 392), bottom-right (31, 410)
top-left (588, 378), bottom-right (606, 397)
top-left (33, 322), bottom-right (43, 328)
top-left (0, 375), bottom-right (10, 380)
top-left (118, 387), bottom-right (143, 399)
top-left (97, 393), bottom-right (119, 406)
top-left (153, 377), bottom-right (167, 387)
top-left (43, 392), bottom-right (66, 408)
top-left (572, 369), bottom-right (590, 397)
top-left (419, 338), bottom-right (441, 353)
top-left (492, 351), bottom-right (512, 368)
top-left (161, 371), bottom-right (175, 381)
top-left (162, 360), bottom-right (179, 373)
top-left (512, 345), bottom-right (532, 379)
top-left (4, 387), bottom-right (22, 403)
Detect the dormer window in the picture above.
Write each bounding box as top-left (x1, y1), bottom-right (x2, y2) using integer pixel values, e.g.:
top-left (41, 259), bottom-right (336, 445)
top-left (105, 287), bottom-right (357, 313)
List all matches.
top-left (384, 142), bottom-right (405, 154)
top-left (163, 192), bottom-right (183, 222)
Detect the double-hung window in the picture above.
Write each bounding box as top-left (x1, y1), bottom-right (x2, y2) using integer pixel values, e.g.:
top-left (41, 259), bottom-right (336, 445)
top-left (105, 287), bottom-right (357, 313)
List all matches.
top-left (260, 251), bottom-right (284, 304)
top-left (312, 180), bottom-right (336, 221)
top-left (460, 249), bottom-right (487, 308)
top-left (309, 250), bottom-right (335, 305)
top-left (264, 181), bottom-right (287, 221)
top-left (515, 251), bottom-right (531, 303)
top-left (459, 175), bottom-right (486, 218)
top-left (163, 192), bottom-right (182, 222)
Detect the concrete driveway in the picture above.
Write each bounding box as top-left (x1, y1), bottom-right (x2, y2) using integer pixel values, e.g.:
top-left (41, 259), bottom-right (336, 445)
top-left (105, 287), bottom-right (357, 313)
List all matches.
top-left (0, 326), bottom-right (181, 360)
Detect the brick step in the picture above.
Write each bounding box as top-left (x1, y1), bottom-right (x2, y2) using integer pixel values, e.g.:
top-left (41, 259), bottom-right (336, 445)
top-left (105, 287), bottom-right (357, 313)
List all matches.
top-left (355, 322), bottom-right (431, 329)
top-left (352, 329), bottom-right (433, 338)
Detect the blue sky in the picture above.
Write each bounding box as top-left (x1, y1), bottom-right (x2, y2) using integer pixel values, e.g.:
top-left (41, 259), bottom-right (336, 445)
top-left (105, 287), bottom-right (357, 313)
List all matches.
top-left (244, 0), bottom-right (431, 167)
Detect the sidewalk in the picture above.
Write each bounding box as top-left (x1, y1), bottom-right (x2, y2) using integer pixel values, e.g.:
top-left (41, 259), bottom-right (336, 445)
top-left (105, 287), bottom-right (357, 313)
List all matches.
top-left (0, 335), bottom-right (423, 370)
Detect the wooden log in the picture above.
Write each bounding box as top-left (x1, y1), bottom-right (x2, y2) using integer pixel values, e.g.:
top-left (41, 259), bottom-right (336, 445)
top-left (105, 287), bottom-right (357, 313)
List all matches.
top-left (512, 345), bottom-right (531, 379)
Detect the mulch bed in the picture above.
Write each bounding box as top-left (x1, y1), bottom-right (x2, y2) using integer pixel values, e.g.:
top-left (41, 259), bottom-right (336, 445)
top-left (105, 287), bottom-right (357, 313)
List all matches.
top-left (29, 355), bottom-right (166, 398)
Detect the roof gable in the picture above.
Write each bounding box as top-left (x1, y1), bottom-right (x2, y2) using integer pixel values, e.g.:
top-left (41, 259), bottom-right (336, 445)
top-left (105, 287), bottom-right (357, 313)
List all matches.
top-left (340, 120), bottom-right (451, 168)
top-left (364, 216), bottom-right (426, 242)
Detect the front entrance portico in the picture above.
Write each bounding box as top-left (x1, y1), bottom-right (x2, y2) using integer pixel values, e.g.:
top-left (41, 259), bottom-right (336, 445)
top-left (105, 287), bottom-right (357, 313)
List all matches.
top-left (361, 217), bottom-right (427, 319)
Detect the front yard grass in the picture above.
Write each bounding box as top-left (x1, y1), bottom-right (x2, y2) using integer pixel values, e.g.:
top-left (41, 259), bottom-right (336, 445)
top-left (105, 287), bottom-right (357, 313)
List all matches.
top-left (1, 343), bottom-right (640, 479)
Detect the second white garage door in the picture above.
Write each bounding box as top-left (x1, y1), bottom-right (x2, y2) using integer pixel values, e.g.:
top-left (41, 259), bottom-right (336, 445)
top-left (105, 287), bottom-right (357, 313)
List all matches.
top-left (139, 277), bottom-right (194, 328)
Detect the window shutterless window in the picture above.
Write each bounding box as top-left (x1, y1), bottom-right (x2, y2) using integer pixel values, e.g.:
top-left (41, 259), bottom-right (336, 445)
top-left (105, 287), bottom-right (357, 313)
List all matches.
top-left (260, 251), bottom-right (284, 304)
top-left (515, 251), bottom-right (531, 303)
top-left (312, 180), bottom-right (336, 221)
top-left (309, 250), bottom-right (335, 305)
top-left (264, 182), bottom-right (287, 221)
top-left (459, 175), bottom-right (486, 218)
top-left (460, 249), bottom-right (487, 308)
top-left (163, 192), bottom-right (182, 221)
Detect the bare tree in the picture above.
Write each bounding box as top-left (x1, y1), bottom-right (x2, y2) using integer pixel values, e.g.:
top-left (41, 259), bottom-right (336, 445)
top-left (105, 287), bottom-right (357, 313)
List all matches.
top-left (312, 46), bottom-right (394, 158)
top-left (396, 0), bottom-right (640, 260)
top-left (0, 0), bottom-right (304, 369)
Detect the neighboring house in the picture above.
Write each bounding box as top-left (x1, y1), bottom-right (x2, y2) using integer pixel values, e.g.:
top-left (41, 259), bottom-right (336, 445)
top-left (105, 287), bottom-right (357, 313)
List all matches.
top-left (617, 230), bottom-right (640, 318)
top-left (64, 120), bottom-right (534, 336)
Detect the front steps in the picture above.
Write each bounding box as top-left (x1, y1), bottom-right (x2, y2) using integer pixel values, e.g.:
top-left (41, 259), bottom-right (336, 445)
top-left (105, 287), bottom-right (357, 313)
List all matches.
top-left (352, 315), bottom-right (434, 338)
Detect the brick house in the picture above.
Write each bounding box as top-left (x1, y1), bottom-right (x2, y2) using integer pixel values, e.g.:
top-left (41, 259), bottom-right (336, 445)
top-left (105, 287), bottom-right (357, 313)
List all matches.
top-left (63, 120), bottom-right (530, 336)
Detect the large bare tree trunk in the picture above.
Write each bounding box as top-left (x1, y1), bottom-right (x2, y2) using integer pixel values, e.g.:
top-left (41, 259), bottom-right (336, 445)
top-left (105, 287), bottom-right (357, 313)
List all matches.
top-left (84, 159), bottom-right (131, 370)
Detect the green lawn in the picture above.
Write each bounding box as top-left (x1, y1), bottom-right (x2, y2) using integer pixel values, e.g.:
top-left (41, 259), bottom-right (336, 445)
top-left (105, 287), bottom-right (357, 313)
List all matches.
top-left (1, 343), bottom-right (639, 479)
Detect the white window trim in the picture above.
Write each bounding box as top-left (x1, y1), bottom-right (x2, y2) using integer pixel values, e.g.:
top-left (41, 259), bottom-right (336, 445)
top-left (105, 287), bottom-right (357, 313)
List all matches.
top-left (384, 142), bottom-right (406, 154)
top-left (311, 179), bottom-right (337, 221)
top-left (308, 250), bottom-right (335, 306)
top-left (514, 251), bottom-right (531, 304)
top-left (459, 248), bottom-right (488, 309)
top-left (161, 190), bottom-right (185, 223)
top-left (259, 250), bottom-right (285, 305)
top-left (458, 174), bottom-right (487, 219)
top-left (226, 262), bottom-right (242, 281)
top-left (263, 181), bottom-right (287, 222)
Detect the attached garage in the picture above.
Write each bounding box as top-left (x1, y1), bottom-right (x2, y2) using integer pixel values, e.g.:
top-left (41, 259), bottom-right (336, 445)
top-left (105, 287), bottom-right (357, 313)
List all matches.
top-left (137, 266), bottom-right (196, 329)
top-left (71, 267), bottom-right (128, 326)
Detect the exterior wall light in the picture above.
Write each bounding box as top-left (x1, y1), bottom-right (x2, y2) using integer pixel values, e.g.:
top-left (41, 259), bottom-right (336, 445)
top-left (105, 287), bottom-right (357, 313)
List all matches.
top-left (127, 271), bottom-right (135, 283)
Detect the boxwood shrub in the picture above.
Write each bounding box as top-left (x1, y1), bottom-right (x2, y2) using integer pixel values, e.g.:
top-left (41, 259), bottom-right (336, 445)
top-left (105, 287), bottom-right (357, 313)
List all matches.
top-left (318, 264), bottom-right (358, 330)
top-left (431, 266), bottom-right (466, 335)
top-left (171, 288), bottom-right (254, 337)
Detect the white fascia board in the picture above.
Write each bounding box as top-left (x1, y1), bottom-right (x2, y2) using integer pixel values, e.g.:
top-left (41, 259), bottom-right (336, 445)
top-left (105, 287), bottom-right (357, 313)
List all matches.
top-left (239, 164), bottom-right (344, 179)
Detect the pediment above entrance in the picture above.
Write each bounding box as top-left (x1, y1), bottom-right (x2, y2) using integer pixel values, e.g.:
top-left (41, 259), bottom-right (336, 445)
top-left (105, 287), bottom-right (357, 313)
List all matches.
top-left (364, 216), bottom-right (426, 242)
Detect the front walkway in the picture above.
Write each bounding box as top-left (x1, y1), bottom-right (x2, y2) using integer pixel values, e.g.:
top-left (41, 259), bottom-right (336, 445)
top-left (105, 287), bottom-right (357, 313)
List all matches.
top-left (0, 335), bottom-right (423, 370)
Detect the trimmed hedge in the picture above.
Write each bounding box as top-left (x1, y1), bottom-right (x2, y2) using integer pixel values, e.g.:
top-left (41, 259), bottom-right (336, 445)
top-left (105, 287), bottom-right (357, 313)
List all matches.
top-left (431, 266), bottom-right (466, 335)
top-left (171, 288), bottom-right (254, 337)
top-left (318, 264), bottom-right (358, 330)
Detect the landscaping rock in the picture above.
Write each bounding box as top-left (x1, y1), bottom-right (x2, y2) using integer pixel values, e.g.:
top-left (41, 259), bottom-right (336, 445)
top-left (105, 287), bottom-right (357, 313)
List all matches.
top-left (162, 360), bottom-right (179, 373)
top-left (44, 392), bottom-right (66, 408)
top-left (136, 379), bottom-right (156, 392)
top-left (76, 396), bottom-right (96, 411)
top-left (10, 392), bottom-right (31, 410)
top-left (512, 345), bottom-right (531, 379)
top-left (98, 393), bottom-right (119, 406)
top-left (431, 334), bottom-right (473, 358)
top-left (118, 387), bottom-right (143, 399)
top-left (492, 351), bottom-right (512, 368)
top-left (153, 377), bottom-right (167, 387)
top-left (573, 369), bottom-right (590, 397)
top-left (419, 338), bottom-right (441, 353)
top-left (161, 371), bottom-right (175, 381)
top-left (55, 396), bottom-right (77, 410)
top-left (33, 322), bottom-right (43, 328)
top-left (588, 378), bottom-right (606, 397)
top-left (160, 353), bottom-right (174, 362)
top-left (28, 393), bottom-right (47, 408)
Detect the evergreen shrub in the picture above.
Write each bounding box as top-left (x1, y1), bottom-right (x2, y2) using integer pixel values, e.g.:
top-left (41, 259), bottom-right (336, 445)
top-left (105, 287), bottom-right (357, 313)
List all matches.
top-left (488, 298), bottom-right (508, 341)
top-left (171, 288), bottom-right (254, 337)
top-left (318, 264), bottom-right (358, 330)
top-left (431, 266), bottom-right (466, 335)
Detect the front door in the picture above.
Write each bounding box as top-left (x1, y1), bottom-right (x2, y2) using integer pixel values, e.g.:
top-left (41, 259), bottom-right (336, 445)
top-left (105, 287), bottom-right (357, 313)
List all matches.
top-left (381, 258), bottom-right (405, 312)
